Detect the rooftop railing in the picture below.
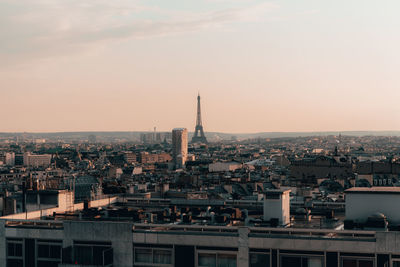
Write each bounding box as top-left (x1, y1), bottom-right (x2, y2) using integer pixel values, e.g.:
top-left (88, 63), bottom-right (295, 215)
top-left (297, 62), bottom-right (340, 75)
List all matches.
top-left (132, 223), bottom-right (376, 241)
top-left (1, 219), bottom-right (376, 242)
top-left (248, 227), bottom-right (376, 241)
top-left (4, 219), bottom-right (64, 229)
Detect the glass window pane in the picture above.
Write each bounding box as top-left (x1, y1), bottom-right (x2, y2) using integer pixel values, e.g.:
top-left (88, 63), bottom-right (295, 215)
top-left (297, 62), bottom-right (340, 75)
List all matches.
top-left (154, 249), bottom-right (172, 264)
top-left (15, 244), bottom-right (22, 257)
top-left (93, 246), bottom-right (107, 265)
top-left (38, 244), bottom-right (49, 258)
top-left (282, 256), bottom-right (301, 267)
top-left (359, 260), bottom-right (374, 267)
top-left (393, 261), bottom-right (400, 267)
top-left (343, 259), bottom-right (357, 267)
top-left (49, 245), bottom-right (61, 259)
top-left (36, 261), bottom-right (59, 267)
top-left (7, 259), bottom-right (23, 267)
top-left (218, 254), bottom-right (237, 267)
top-left (7, 243), bottom-right (15, 257)
top-left (199, 253), bottom-right (217, 267)
top-left (74, 246), bottom-right (92, 265)
top-left (307, 257), bottom-right (323, 267)
top-left (135, 248), bottom-right (152, 263)
top-left (250, 253), bottom-right (270, 267)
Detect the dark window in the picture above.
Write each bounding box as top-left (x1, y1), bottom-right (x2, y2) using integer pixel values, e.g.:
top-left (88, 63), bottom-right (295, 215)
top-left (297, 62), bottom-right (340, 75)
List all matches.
top-left (281, 255), bottom-right (323, 267)
top-left (36, 261), bottom-right (59, 267)
top-left (175, 245), bottom-right (195, 267)
top-left (134, 247), bottom-right (173, 265)
top-left (342, 258), bottom-right (374, 267)
top-left (7, 259), bottom-right (23, 267)
top-left (281, 256), bottom-right (301, 267)
top-left (38, 244), bottom-right (49, 258)
top-left (250, 253), bottom-right (270, 267)
top-left (7, 243), bottom-right (22, 257)
top-left (74, 242), bottom-right (112, 266)
top-left (343, 259), bottom-right (357, 267)
top-left (50, 245), bottom-right (61, 259)
top-left (37, 243), bottom-right (62, 259)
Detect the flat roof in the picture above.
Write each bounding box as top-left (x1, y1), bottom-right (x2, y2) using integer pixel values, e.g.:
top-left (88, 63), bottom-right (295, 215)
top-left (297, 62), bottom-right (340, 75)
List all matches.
top-left (345, 187), bottom-right (400, 194)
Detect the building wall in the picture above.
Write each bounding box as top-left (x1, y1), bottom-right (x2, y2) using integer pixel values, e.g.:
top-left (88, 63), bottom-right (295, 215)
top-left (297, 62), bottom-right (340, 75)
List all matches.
top-left (172, 128), bottom-right (188, 168)
top-left (209, 162), bottom-right (242, 172)
top-left (23, 153), bottom-right (52, 167)
top-left (346, 193), bottom-right (400, 223)
top-left (3, 221), bottom-right (400, 267)
top-left (263, 191), bottom-right (290, 225)
top-left (5, 153), bottom-right (15, 166)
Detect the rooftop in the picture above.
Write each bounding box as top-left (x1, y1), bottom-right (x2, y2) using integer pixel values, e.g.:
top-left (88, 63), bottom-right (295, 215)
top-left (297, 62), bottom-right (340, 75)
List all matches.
top-left (345, 187), bottom-right (400, 194)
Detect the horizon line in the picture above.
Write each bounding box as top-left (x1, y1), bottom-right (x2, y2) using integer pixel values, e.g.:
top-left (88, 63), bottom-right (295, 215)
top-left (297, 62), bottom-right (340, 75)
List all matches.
top-left (1, 130), bottom-right (400, 135)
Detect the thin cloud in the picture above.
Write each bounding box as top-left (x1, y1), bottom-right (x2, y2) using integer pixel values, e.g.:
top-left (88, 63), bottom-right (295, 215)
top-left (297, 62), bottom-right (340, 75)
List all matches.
top-left (0, 0), bottom-right (278, 66)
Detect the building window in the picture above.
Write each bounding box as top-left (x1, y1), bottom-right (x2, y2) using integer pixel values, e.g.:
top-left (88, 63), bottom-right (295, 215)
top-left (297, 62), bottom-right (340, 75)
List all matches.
top-left (197, 251), bottom-right (237, 267)
top-left (36, 240), bottom-right (62, 267)
top-left (198, 253), bottom-right (216, 267)
top-left (134, 246), bottom-right (173, 266)
top-left (74, 241), bottom-right (113, 266)
top-left (7, 242), bottom-right (22, 257)
top-left (341, 257), bottom-right (374, 267)
top-left (135, 248), bottom-right (152, 263)
top-left (7, 239), bottom-right (23, 267)
top-left (281, 255), bottom-right (323, 267)
top-left (250, 253), bottom-right (270, 267)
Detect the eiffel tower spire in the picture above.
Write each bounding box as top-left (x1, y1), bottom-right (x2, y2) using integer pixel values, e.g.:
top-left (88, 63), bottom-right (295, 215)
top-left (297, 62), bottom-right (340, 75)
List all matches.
top-left (191, 93), bottom-right (208, 144)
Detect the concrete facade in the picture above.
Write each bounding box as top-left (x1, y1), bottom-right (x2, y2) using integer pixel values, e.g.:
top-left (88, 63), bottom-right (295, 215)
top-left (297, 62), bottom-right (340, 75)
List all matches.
top-left (263, 190), bottom-right (291, 226)
top-left (346, 187), bottom-right (400, 223)
top-left (1, 221), bottom-right (400, 267)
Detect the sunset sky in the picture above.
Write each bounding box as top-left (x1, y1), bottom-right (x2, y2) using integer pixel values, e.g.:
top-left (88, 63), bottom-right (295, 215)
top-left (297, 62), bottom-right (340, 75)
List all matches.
top-left (1, 0), bottom-right (400, 133)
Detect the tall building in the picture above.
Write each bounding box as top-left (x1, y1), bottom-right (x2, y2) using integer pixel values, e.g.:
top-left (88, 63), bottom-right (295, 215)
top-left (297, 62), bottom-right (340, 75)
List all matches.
top-left (191, 94), bottom-right (208, 144)
top-left (5, 152), bottom-right (15, 166)
top-left (172, 128), bottom-right (188, 168)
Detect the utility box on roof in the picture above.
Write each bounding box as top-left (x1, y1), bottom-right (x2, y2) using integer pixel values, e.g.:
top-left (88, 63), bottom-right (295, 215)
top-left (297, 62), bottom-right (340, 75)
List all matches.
top-left (263, 189), bottom-right (291, 226)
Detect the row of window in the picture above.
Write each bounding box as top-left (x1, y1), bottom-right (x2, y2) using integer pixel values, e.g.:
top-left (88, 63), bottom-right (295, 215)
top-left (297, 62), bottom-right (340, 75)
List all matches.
top-left (7, 239), bottom-right (62, 267)
top-left (373, 179), bottom-right (392, 186)
top-left (134, 247), bottom-right (173, 265)
top-left (133, 247), bottom-right (237, 267)
top-left (6, 239), bottom-right (112, 267)
top-left (9, 240), bottom-right (400, 267)
top-left (198, 252), bottom-right (236, 267)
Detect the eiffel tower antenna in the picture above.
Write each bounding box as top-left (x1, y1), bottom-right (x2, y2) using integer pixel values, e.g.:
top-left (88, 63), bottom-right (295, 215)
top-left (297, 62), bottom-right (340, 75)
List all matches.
top-left (191, 93), bottom-right (208, 144)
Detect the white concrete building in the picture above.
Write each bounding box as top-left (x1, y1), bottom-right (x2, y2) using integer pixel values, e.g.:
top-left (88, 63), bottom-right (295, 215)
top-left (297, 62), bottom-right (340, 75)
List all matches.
top-left (346, 187), bottom-right (400, 224)
top-left (263, 189), bottom-right (291, 226)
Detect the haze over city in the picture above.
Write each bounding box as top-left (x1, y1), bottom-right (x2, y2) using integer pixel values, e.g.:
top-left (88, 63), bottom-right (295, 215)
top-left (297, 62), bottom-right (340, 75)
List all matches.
top-left (1, 0), bottom-right (400, 133)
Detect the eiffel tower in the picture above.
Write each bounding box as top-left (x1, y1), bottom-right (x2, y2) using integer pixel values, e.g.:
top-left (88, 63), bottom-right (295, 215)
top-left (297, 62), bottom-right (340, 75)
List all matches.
top-left (191, 94), bottom-right (208, 144)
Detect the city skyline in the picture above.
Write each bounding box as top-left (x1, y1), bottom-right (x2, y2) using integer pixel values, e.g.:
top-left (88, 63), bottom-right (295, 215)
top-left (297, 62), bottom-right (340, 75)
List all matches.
top-left (2, 1), bottom-right (400, 266)
top-left (1, 0), bottom-right (400, 133)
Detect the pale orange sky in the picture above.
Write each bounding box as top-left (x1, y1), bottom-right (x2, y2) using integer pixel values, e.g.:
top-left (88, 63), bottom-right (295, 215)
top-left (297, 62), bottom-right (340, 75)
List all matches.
top-left (1, 0), bottom-right (400, 133)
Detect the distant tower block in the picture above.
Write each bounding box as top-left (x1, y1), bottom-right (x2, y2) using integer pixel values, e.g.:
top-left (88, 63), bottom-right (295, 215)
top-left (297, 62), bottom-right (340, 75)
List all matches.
top-left (191, 94), bottom-right (208, 144)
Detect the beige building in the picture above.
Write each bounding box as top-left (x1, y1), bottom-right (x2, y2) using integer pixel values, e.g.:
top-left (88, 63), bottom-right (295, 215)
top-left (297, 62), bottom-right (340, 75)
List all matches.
top-left (23, 152), bottom-right (52, 167)
top-left (208, 161), bottom-right (242, 172)
top-left (139, 152), bottom-right (172, 164)
top-left (172, 128), bottom-right (188, 168)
